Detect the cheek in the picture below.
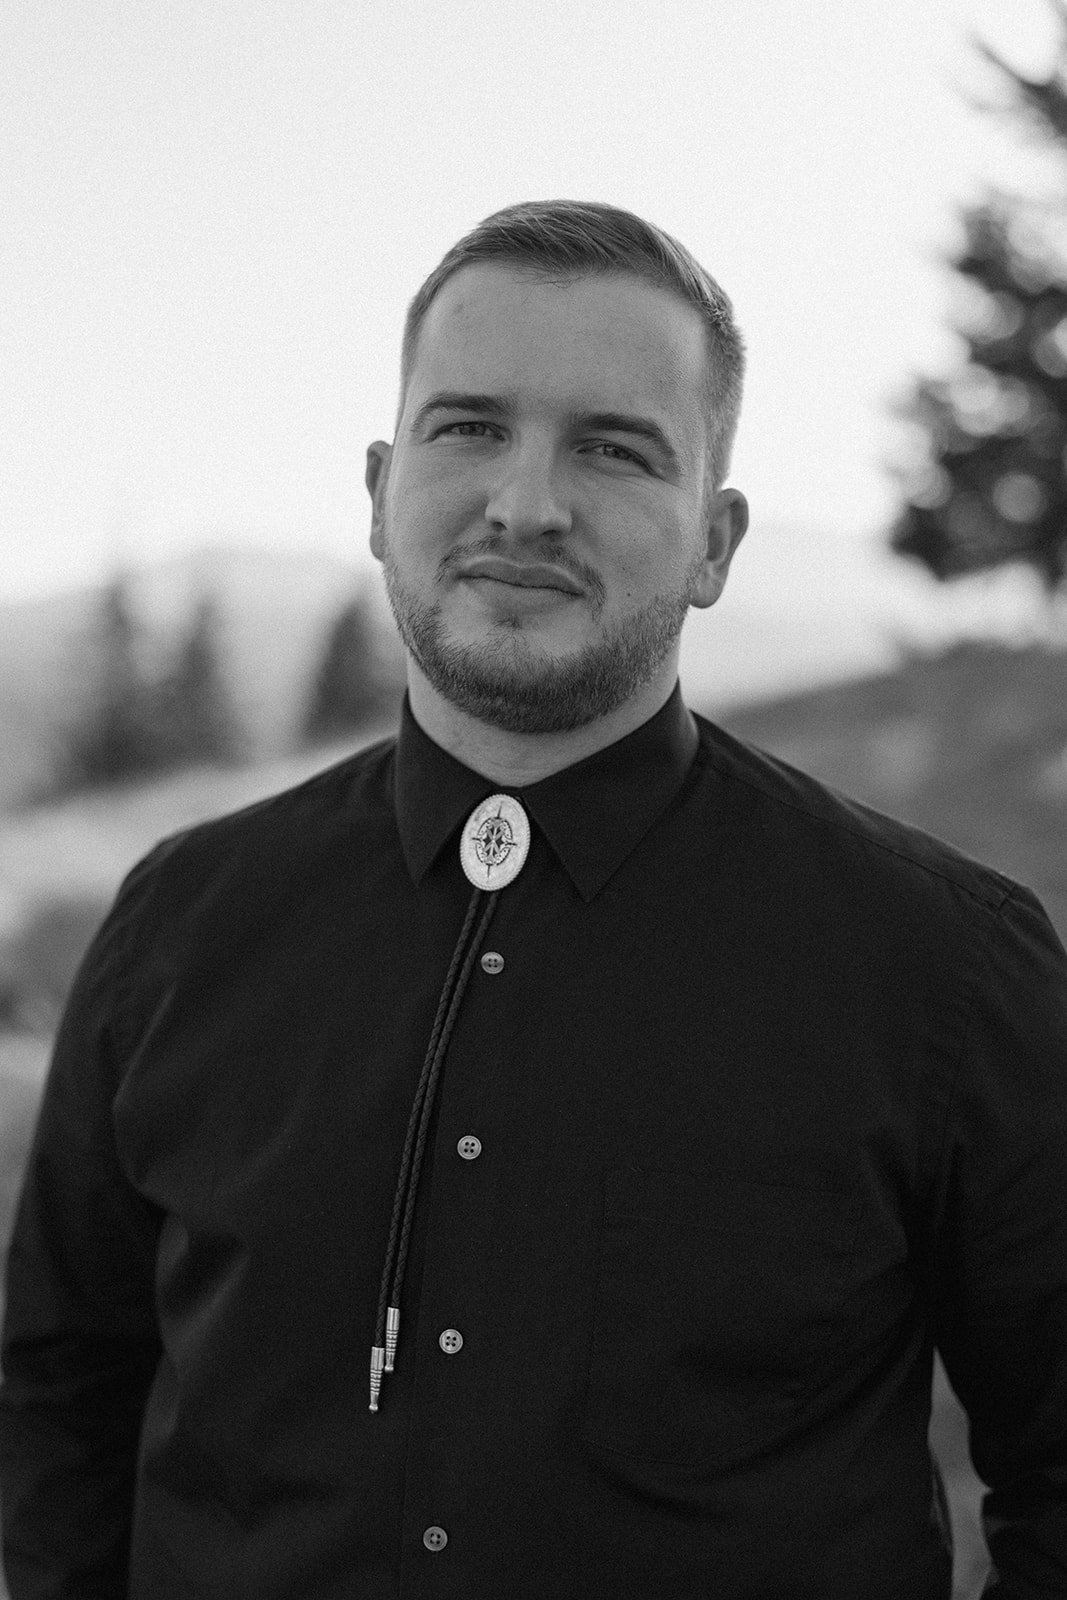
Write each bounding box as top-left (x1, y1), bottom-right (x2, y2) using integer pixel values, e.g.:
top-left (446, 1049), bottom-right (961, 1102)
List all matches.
top-left (388, 464), bottom-right (478, 536)
top-left (604, 525), bottom-right (693, 600)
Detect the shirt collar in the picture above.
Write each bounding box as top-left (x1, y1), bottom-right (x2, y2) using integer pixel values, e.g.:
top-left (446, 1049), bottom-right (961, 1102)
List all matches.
top-left (394, 684), bottom-right (699, 902)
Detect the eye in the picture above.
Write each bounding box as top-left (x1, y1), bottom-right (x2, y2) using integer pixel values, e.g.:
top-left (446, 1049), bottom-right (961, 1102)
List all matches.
top-left (587, 441), bottom-right (650, 469)
top-left (436, 420), bottom-right (501, 440)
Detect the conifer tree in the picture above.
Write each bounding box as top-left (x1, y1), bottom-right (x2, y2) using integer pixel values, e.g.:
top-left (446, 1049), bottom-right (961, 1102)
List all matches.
top-left (302, 591), bottom-right (383, 746)
top-left (56, 575), bottom-right (165, 789)
top-left (890, 11), bottom-right (1067, 595)
top-left (156, 592), bottom-right (243, 766)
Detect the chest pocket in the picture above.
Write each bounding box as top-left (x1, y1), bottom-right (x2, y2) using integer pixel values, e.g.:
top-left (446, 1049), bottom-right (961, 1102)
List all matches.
top-left (581, 1167), bottom-right (861, 1470)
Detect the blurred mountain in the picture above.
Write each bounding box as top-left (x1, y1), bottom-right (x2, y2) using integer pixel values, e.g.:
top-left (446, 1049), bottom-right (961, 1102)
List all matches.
top-left (0, 547), bottom-right (404, 808)
top-left (718, 640), bottom-right (1067, 940)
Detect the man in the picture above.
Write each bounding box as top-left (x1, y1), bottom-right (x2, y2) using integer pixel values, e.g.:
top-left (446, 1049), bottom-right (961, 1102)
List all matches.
top-left (2, 199), bottom-right (1067, 1599)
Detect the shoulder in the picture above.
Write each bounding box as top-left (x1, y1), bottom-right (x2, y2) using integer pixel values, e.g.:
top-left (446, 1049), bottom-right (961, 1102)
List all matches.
top-left (112, 732), bottom-right (400, 924)
top-left (61, 736), bottom-right (401, 1046)
top-left (690, 711), bottom-right (1018, 920)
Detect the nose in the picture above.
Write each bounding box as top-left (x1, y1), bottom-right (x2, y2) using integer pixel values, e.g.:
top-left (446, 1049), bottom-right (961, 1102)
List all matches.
top-left (483, 440), bottom-right (573, 541)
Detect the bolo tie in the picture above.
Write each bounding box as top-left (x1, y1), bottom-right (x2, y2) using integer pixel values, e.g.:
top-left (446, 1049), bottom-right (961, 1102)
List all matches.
top-left (369, 792), bottom-right (531, 1412)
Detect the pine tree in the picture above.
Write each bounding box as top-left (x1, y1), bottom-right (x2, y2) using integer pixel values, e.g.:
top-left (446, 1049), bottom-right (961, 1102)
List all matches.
top-left (302, 592), bottom-right (383, 746)
top-left (55, 575), bottom-right (166, 789)
top-left (155, 592), bottom-right (243, 766)
top-left (890, 11), bottom-right (1067, 596)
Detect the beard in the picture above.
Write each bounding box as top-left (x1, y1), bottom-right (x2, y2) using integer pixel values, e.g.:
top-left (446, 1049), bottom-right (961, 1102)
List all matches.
top-left (381, 540), bottom-right (702, 735)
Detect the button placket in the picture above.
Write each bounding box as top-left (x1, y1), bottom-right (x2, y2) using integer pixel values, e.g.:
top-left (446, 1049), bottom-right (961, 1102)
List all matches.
top-left (409, 868), bottom-right (513, 1557)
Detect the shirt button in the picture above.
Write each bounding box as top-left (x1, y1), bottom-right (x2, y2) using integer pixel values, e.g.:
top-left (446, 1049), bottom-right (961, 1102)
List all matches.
top-left (457, 1135), bottom-right (482, 1160)
top-left (480, 950), bottom-right (504, 975)
top-left (439, 1327), bottom-right (463, 1354)
top-left (423, 1525), bottom-right (448, 1552)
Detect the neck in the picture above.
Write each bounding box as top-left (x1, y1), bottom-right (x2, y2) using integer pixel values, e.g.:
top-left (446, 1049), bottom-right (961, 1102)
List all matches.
top-left (406, 662), bottom-right (680, 786)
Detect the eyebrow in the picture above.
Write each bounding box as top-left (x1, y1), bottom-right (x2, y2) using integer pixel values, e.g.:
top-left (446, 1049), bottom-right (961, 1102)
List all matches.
top-left (410, 392), bottom-right (507, 433)
top-left (574, 410), bottom-right (681, 473)
top-left (410, 391), bottom-right (682, 473)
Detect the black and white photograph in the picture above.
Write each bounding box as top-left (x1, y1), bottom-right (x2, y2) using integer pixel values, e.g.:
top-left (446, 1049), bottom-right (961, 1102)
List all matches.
top-left (2, 3), bottom-right (1067, 1596)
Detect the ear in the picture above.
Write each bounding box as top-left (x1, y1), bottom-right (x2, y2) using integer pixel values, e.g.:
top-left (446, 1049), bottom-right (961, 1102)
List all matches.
top-left (689, 488), bottom-right (749, 610)
top-left (365, 441), bottom-right (393, 561)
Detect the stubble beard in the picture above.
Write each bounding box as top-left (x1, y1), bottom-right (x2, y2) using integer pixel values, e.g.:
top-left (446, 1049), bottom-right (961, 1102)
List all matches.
top-left (381, 541), bottom-right (703, 735)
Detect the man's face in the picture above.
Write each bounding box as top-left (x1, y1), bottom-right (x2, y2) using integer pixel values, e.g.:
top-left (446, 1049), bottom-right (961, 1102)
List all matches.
top-left (367, 263), bottom-right (746, 733)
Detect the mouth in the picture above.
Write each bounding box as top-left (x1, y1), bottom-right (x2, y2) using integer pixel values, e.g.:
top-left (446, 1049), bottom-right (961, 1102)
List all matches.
top-left (454, 557), bottom-right (585, 597)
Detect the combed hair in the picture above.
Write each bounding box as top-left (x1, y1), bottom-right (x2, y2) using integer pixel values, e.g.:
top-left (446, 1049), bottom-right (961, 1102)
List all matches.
top-left (397, 198), bottom-right (746, 488)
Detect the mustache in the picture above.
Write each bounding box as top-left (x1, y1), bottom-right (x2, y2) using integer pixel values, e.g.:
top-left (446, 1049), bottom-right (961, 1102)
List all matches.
top-left (437, 535), bottom-right (606, 608)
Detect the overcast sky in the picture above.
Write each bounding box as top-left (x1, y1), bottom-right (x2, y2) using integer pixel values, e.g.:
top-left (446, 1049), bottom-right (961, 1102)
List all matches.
top-left (1, 0), bottom-right (1060, 604)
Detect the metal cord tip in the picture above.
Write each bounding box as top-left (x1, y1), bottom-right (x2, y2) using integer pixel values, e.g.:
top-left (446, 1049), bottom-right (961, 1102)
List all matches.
top-left (369, 1346), bottom-right (385, 1413)
top-left (384, 1306), bottom-right (400, 1373)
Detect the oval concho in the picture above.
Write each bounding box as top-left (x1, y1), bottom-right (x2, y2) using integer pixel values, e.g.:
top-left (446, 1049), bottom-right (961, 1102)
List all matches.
top-left (460, 794), bottom-right (530, 890)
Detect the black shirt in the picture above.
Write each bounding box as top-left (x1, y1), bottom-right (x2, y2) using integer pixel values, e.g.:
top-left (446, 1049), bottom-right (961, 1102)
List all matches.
top-left (4, 686), bottom-right (1067, 1599)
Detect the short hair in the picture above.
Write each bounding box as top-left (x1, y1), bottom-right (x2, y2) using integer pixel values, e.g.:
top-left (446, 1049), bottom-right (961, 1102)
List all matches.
top-left (397, 198), bottom-right (746, 489)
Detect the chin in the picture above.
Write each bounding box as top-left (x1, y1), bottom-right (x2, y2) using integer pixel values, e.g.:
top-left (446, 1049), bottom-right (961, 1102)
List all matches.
top-left (386, 558), bottom-right (685, 734)
top-left (419, 635), bottom-right (668, 735)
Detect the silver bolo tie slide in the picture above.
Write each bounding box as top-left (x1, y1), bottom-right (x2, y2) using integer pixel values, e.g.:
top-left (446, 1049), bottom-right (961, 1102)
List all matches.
top-left (368, 794), bottom-right (531, 1413)
top-left (458, 793), bottom-right (531, 892)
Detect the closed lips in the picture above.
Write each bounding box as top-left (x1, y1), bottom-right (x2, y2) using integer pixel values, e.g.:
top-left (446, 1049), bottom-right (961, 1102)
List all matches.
top-left (458, 559), bottom-right (584, 595)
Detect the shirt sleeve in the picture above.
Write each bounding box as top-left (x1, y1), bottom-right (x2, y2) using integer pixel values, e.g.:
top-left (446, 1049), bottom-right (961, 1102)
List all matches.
top-left (0, 847), bottom-right (167, 1600)
top-left (928, 884), bottom-right (1067, 1600)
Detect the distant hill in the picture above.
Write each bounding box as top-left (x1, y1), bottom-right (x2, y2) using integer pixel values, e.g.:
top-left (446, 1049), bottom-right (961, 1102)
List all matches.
top-left (717, 640), bottom-right (1067, 939)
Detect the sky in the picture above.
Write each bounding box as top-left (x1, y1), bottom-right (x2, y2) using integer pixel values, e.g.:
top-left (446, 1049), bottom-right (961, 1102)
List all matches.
top-left (1, 0), bottom-right (1062, 612)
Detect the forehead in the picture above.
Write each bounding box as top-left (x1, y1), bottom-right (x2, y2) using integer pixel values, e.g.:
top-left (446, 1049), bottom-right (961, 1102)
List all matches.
top-left (407, 263), bottom-right (708, 441)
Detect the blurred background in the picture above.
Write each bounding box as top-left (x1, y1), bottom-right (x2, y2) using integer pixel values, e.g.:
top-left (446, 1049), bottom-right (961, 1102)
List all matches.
top-left (5, 2), bottom-right (1067, 1593)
